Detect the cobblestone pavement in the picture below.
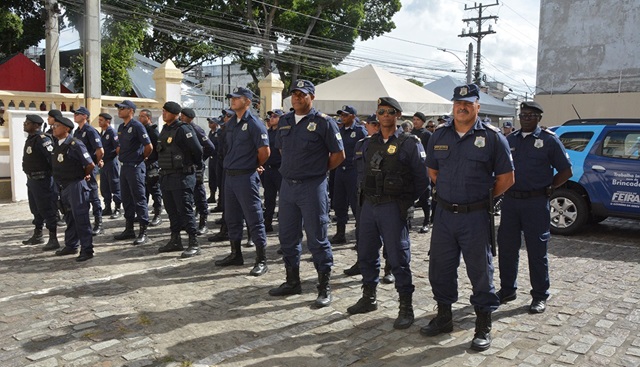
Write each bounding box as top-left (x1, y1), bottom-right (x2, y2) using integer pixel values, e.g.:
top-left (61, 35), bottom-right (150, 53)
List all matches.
top-left (1, 200), bottom-right (639, 367)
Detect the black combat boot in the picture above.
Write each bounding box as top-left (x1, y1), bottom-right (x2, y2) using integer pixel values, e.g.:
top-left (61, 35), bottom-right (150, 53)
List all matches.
top-left (394, 293), bottom-right (415, 329)
top-left (133, 224), bottom-right (148, 245)
top-left (114, 221), bottom-right (135, 240)
top-left (264, 217), bottom-right (273, 233)
top-left (420, 303), bottom-right (453, 336)
top-left (110, 203), bottom-right (122, 219)
top-left (330, 223), bottom-right (346, 244)
top-left (244, 227), bottom-right (254, 247)
top-left (149, 207), bottom-right (162, 227)
top-left (42, 228), bottom-right (60, 251)
top-left (249, 246), bottom-right (268, 276)
top-left (181, 233), bottom-right (201, 258)
top-left (91, 216), bottom-right (103, 236)
top-left (102, 205), bottom-right (113, 217)
top-left (315, 271), bottom-right (332, 308)
top-left (215, 240), bottom-right (243, 266)
top-left (207, 222), bottom-right (229, 242)
top-left (382, 261), bottom-right (395, 284)
top-left (22, 228), bottom-right (44, 245)
top-left (196, 214), bottom-right (208, 236)
top-left (347, 284), bottom-right (378, 314)
top-left (343, 261), bottom-right (361, 276)
top-left (269, 266), bottom-right (302, 296)
top-left (470, 308), bottom-right (492, 351)
top-left (158, 232), bottom-right (184, 253)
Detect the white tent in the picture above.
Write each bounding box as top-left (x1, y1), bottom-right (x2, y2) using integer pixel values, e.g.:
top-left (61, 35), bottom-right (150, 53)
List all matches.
top-left (283, 65), bottom-right (452, 116)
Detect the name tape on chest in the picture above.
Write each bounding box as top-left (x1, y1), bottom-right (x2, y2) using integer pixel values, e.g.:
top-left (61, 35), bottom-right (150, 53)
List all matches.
top-left (434, 145), bottom-right (449, 151)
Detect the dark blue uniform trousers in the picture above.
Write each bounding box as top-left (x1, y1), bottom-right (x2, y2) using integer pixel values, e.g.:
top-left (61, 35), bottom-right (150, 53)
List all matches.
top-left (278, 176), bottom-right (333, 273)
top-left (358, 200), bottom-right (414, 294)
top-left (120, 163), bottom-right (149, 225)
top-left (61, 180), bottom-right (93, 254)
top-left (333, 166), bottom-right (358, 225)
top-left (261, 166), bottom-right (281, 221)
top-left (224, 171), bottom-right (267, 249)
top-left (145, 163), bottom-right (162, 212)
top-left (27, 177), bottom-right (57, 231)
top-left (100, 159), bottom-right (121, 207)
top-left (429, 206), bottom-right (500, 312)
top-left (194, 181), bottom-right (208, 216)
top-left (208, 157), bottom-right (218, 199)
top-left (497, 196), bottom-right (551, 301)
top-left (161, 174), bottom-right (197, 235)
top-left (88, 167), bottom-right (102, 217)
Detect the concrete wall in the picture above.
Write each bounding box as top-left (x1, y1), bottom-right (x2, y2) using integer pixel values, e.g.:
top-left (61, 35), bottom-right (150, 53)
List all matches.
top-left (537, 0), bottom-right (640, 95)
top-left (535, 92), bottom-right (640, 126)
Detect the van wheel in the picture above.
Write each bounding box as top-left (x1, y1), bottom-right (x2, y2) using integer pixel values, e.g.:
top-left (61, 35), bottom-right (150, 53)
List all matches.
top-left (550, 189), bottom-right (588, 235)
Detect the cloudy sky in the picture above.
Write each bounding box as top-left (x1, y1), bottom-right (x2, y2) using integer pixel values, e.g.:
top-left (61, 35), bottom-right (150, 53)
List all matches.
top-left (347, 0), bottom-right (540, 99)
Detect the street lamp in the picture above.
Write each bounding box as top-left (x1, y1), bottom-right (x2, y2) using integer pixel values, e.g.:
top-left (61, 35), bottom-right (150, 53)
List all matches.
top-left (438, 48), bottom-right (467, 69)
top-left (438, 46), bottom-right (474, 84)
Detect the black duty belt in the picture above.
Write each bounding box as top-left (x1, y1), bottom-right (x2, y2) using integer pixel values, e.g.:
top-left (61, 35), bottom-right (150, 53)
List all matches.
top-left (26, 171), bottom-right (51, 180)
top-left (505, 189), bottom-right (548, 199)
top-left (226, 169), bottom-right (254, 176)
top-left (435, 194), bottom-right (489, 214)
top-left (264, 164), bottom-right (280, 169)
top-left (160, 166), bottom-right (195, 176)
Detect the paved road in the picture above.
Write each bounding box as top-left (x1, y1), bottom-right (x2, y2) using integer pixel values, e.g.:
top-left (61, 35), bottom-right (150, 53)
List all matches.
top-left (1, 200), bottom-right (639, 367)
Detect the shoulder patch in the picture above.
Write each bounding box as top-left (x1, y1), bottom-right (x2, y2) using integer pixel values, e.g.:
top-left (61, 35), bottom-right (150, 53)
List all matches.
top-left (483, 122), bottom-right (500, 133)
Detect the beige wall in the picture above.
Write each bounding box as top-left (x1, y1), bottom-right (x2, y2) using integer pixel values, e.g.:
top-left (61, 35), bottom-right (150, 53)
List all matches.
top-left (534, 92), bottom-right (640, 127)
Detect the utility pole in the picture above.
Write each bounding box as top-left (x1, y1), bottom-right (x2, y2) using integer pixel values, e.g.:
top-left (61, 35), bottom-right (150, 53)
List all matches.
top-left (467, 43), bottom-right (474, 84)
top-left (84, 0), bottom-right (101, 123)
top-left (458, 1), bottom-right (499, 85)
top-left (45, 0), bottom-right (61, 93)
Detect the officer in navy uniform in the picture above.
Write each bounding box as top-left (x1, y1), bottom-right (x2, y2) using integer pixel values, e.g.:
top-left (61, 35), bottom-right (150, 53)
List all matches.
top-left (46, 109), bottom-right (65, 227)
top-left (139, 109), bottom-right (163, 226)
top-left (268, 80), bottom-right (345, 307)
top-left (207, 117), bottom-right (222, 204)
top-left (21, 114), bottom-right (60, 251)
top-left (50, 116), bottom-right (96, 262)
top-left (113, 100), bottom-right (153, 246)
top-left (330, 105), bottom-right (367, 244)
top-left (497, 101), bottom-right (572, 314)
top-left (156, 101), bottom-right (204, 258)
top-left (181, 107), bottom-right (216, 236)
top-left (71, 106), bottom-right (104, 236)
top-left (98, 113), bottom-right (122, 219)
top-left (346, 98), bottom-right (428, 330)
top-left (411, 112), bottom-right (433, 233)
top-left (422, 84), bottom-right (514, 351)
top-left (214, 88), bottom-right (270, 276)
top-left (261, 109), bottom-right (284, 232)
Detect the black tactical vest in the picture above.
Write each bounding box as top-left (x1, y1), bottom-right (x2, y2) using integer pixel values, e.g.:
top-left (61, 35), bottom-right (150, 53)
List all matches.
top-left (23, 133), bottom-right (52, 174)
top-left (362, 133), bottom-right (414, 202)
top-left (157, 121), bottom-right (187, 173)
top-left (52, 139), bottom-right (85, 185)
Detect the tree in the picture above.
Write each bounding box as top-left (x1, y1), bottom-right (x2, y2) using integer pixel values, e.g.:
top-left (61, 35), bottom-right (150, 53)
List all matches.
top-left (0, 1), bottom-right (45, 59)
top-left (407, 78), bottom-right (424, 87)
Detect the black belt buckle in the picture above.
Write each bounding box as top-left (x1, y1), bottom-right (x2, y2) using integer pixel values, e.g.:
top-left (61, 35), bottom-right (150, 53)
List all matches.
top-left (452, 204), bottom-right (459, 214)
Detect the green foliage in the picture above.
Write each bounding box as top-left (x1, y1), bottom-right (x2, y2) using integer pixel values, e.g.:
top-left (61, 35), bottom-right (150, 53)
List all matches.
top-left (0, 9), bottom-right (23, 57)
top-left (407, 78), bottom-right (424, 87)
top-left (101, 19), bottom-right (145, 95)
top-left (0, 1), bottom-right (44, 59)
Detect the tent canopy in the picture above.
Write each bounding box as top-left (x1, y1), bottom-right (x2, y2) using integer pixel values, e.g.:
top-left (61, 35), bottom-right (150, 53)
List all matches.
top-left (283, 65), bottom-right (452, 116)
top-left (424, 75), bottom-right (516, 118)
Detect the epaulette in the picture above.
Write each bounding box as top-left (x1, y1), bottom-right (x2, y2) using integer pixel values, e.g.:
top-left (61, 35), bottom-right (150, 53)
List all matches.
top-left (435, 123), bottom-right (446, 130)
top-left (40, 134), bottom-right (47, 139)
top-left (541, 127), bottom-right (556, 135)
top-left (483, 122), bottom-right (500, 133)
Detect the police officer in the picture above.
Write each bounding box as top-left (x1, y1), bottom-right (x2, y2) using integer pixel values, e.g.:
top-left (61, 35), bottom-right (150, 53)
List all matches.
top-left (411, 112), bottom-right (432, 233)
top-left (156, 101), bottom-right (203, 258)
top-left (51, 115), bottom-right (96, 262)
top-left (497, 101), bottom-right (572, 314)
top-left (22, 114), bottom-right (59, 251)
top-left (97, 113), bottom-right (122, 219)
top-left (331, 105), bottom-right (367, 244)
top-left (114, 100), bottom-right (153, 246)
top-left (346, 98), bottom-right (428, 330)
top-left (422, 84), bottom-right (514, 351)
top-left (207, 109), bottom-right (233, 241)
top-left (139, 109), bottom-right (163, 227)
top-left (268, 80), bottom-right (345, 307)
top-left (261, 109), bottom-right (284, 232)
top-left (214, 88), bottom-right (270, 276)
top-left (47, 109), bottom-right (65, 227)
top-left (71, 106), bottom-right (104, 236)
top-left (180, 107), bottom-right (216, 235)
top-left (502, 120), bottom-right (515, 136)
top-left (207, 117), bottom-right (222, 204)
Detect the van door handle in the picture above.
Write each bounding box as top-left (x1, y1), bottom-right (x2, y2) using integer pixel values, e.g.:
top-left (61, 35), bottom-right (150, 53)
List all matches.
top-left (591, 165), bottom-right (606, 172)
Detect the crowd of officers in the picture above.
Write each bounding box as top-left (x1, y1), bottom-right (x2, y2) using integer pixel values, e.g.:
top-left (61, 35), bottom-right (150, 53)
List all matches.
top-left (21, 81), bottom-right (571, 352)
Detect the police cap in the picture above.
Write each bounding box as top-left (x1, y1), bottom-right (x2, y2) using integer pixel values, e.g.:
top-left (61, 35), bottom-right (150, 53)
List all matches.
top-left (55, 116), bottom-right (74, 129)
top-left (226, 87), bottom-right (254, 99)
top-left (520, 101), bottom-right (544, 113)
top-left (377, 97), bottom-right (402, 112)
top-left (48, 109), bottom-right (63, 120)
top-left (452, 84), bottom-right (480, 102)
top-left (26, 114), bottom-right (44, 124)
top-left (115, 100), bottom-right (137, 111)
top-left (290, 80), bottom-right (315, 95)
top-left (71, 106), bottom-right (90, 117)
top-left (413, 112), bottom-right (426, 122)
top-left (99, 113), bottom-right (112, 121)
top-left (163, 101), bottom-right (182, 115)
top-left (337, 105), bottom-right (357, 115)
top-left (181, 108), bottom-right (196, 119)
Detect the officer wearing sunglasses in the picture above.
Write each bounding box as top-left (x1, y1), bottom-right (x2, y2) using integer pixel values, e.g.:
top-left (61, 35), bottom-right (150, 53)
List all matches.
top-left (347, 97), bottom-right (429, 331)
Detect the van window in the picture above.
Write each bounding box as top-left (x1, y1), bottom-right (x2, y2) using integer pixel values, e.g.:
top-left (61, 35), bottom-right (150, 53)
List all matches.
top-left (559, 131), bottom-right (594, 152)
